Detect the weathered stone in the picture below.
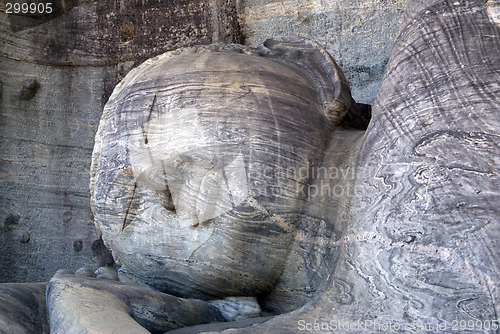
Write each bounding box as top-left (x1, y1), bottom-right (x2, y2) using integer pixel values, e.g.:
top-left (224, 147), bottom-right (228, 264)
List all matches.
top-left (0, 0), bottom-right (243, 284)
top-left (74, 267), bottom-right (96, 278)
top-left (2, 212), bottom-right (20, 231)
top-left (62, 211), bottom-right (72, 224)
top-left (0, 283), bottom-right (49, 334)
top-left (72, 239), bottom-right (82, 252)
top-left (19, 79), bottom-right (39, 100)
top-left (46, 269), bottom-right (224, 333)
top-left (95, 266), bottom-right (119, 281)
top-left (0, 0), bottom-right (406, 285)
top-left (210, 297), bottom-right (261, 321)
top-left (0, 57), bottom-right (110, 282)
top-left (260, 128), bottom-right (365, 313)
top-left (1, 0), bottom-right (498, 332)
top-left (14, 228), bottom-right (30, 243)
top-left (241, 0), bottom-right (408, 104)
top-left (177, 0), bottom-right (500, 332)
top-left (90, 237), bottom-right (115, 268)
top-left (1, 0), bottom-right (243, 67)
top-left (89, 40), bottom-right (361, 308)
top-left (487, 0), bottom-right (500, 25)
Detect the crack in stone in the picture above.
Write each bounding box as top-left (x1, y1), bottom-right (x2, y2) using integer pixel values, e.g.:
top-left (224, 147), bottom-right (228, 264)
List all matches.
top-left (122, 182), bottom-right (137, 231)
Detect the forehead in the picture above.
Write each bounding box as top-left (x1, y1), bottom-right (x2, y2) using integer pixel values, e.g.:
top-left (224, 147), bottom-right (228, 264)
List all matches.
top-left (108, 51), bottom-right (329, 158)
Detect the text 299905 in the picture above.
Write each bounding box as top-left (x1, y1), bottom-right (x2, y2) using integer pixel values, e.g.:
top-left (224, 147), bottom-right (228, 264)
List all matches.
top-left (5, 2), bottom-right (53, 15)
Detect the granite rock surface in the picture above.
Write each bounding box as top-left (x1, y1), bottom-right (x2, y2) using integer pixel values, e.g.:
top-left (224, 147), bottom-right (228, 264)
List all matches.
top-left (89, 40), bottom-right (361, 310)
top-left (0, 0), bottom-right (242, 283)
top-left (1, 0), bottom-right (407, 284)
top-left (169, 0), bottom-right (500, 332)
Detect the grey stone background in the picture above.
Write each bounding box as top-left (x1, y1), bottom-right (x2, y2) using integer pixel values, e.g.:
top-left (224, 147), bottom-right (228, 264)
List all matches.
top-left (0, 0), bottom-right (407, 283)
top-left (242, 0), bottom-right (407, 104)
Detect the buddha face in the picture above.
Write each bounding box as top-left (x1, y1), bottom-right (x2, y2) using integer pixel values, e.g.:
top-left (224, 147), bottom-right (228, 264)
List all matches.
top-left (127, 105), bottom-right (250, 228)
top-left (91, 50), bottom-right (331, 300)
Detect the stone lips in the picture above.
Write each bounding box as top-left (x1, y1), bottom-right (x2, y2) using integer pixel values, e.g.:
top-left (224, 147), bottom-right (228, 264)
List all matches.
top-left (90, 41), bottom-right (352, 301)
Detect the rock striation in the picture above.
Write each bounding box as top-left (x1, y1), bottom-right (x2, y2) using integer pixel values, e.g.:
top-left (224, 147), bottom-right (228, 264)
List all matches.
top-left (173, 0), bottom-right (500, 332)
top-left (1, 0), bottom-right (406, 284)
top-left (0, 0), bottom-right (242, 284)
top-left (89, 39), bottom-right (362, 309)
